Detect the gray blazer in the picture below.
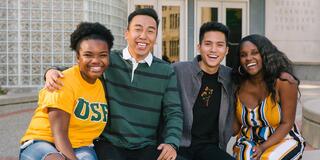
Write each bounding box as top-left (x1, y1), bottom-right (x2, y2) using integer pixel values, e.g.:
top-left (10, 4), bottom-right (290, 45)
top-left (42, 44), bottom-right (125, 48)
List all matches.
top-left (173, 55), bottom-right (235, 150)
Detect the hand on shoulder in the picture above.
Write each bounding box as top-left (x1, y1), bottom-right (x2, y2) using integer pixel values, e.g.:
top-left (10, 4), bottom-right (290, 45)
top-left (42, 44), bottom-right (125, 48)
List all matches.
top-left (276, 72), bottom-right (298, 101)
top-left (279, 72), bottom-right (298, 85)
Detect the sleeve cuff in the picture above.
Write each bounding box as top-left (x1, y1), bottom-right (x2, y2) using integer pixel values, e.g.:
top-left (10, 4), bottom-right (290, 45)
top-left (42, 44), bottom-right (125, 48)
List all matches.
top-left (168, 143), bottom-right (178, 151)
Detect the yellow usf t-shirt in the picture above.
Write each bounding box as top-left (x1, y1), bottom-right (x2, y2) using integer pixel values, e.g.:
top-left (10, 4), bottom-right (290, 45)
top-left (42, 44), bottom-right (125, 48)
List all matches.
top-left (21, 65), bottom-right (108, 148)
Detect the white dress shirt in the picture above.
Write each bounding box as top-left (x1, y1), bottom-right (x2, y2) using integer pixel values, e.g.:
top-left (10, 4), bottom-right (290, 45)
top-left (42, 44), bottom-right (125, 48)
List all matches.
top-left (122, 47), bottom-right (153, 82)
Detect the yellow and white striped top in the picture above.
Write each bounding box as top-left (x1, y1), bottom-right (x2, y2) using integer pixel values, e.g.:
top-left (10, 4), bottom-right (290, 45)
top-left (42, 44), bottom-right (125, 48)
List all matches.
top-left (234, 94), bottom-right (305, 160)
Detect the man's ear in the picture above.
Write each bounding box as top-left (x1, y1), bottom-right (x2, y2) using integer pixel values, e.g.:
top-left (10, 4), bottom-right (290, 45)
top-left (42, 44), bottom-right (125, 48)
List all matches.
top-left (197, 43), bottom-right (201, 53)
top-left (225, 46), bottom-right (229, 55)
top-left (124, 29), bottom-right (129, 40)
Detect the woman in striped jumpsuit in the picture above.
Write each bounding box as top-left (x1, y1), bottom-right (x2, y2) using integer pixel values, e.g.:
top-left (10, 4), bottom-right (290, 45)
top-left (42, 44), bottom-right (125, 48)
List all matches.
top-left (232, 34), bottom-right (305, 160)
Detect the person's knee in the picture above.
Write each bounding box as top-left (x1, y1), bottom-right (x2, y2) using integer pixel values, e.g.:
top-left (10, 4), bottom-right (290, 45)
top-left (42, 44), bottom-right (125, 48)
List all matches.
top-left (75, 146), bottom-right (98, 160)
top-left (19, 141), bottom-right (60, 160)
top-left (76, 152), bottom-right (98, 160)
top-left (44, 153), bottom-right (65, 160)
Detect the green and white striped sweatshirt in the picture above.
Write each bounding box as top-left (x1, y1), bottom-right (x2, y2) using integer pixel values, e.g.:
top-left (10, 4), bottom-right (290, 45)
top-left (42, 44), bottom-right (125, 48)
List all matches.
top-left (101, 50), bottom-right (183, 150)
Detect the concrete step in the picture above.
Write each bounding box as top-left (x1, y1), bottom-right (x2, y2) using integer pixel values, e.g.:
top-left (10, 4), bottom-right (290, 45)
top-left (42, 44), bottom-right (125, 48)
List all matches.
top-left (302, 99), bottom-right (320, 148)
top-left (302, 150), bottom-right (320, 160)
top-left (0, 92), bottom-right (38, 106)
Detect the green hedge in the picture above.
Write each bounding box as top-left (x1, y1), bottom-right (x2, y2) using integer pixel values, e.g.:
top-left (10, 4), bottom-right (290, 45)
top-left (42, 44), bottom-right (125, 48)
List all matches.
top-left (0, 86), bottom-right (7, 95)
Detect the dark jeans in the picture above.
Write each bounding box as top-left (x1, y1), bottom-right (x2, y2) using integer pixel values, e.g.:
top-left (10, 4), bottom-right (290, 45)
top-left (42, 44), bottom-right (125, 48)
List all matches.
top-left (93, 139), bottom-right (161, 160)
top-left (178, 143), bottom-right (234, 160)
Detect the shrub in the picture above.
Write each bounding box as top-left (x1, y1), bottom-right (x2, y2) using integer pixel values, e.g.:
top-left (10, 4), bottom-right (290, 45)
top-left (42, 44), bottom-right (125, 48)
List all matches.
top-left (0, 86), bottom-right (7, 95)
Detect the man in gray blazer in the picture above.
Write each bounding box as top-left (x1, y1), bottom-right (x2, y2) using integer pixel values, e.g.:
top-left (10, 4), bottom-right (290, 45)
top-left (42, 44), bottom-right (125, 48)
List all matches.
top-left (173, 22), bottom-right (235, 160)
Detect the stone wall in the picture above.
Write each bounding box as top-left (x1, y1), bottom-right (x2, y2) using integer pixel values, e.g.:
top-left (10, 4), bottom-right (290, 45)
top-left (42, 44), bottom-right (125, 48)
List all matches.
top-left (265, 0), bottom-right (320, 63)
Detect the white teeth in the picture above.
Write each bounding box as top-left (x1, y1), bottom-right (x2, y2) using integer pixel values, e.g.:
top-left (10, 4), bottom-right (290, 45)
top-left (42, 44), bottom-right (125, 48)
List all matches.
top-left (90, 67), bottom-right (102, 72)
top-left (137, 43), bottom-right (146, 47)
top-left (247, 63), bottom-right (256, 67)
top-left (208, 55), bottom-right (218, 58)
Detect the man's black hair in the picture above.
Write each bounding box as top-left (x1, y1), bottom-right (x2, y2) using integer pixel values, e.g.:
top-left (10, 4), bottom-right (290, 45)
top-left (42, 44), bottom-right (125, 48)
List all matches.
top-left (127, 8), bottom-right (159, 28)
top-left (199, 22), bottom-right (230, 45)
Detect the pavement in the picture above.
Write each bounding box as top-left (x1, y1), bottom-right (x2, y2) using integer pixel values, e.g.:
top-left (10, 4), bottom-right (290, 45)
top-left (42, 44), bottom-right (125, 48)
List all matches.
top-left (0, 101), bottom-right (37, 159)
top-left (0, 81), bottom-right (320, 159)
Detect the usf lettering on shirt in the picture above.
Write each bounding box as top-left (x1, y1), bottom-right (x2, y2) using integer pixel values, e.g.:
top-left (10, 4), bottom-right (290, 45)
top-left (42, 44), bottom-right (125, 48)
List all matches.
top-left (21, 65), bottom-right (108, 148)
top-left (74, 98), bottom-right (108, 122)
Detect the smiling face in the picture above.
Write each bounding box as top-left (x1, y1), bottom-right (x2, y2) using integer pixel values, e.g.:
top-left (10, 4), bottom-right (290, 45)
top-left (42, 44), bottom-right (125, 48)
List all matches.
top-left (77, 39), bottom-right (109, 84)
top-left (125, 15), bottom-right (157, 61)
top-left (198, 31), bottom-right (229, 74)
top-left (239, 41), bottom-right (263, 77)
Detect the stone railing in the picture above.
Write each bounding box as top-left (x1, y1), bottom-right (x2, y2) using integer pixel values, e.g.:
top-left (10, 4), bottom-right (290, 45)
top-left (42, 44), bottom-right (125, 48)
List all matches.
top-left (302, 99), bottom-right (320, 149)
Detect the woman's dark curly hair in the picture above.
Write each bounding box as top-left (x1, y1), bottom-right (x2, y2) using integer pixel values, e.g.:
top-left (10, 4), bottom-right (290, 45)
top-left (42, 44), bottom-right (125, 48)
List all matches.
top-left (70, 22), bottom-right (114, 52)
top-left (233, 34), bottom-right (299, 102)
